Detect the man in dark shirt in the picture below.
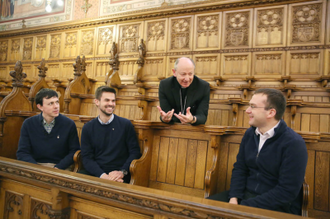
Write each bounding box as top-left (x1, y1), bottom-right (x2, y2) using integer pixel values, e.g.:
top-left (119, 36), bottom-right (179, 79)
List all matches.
top-left (81, 86), bottom-right (141, 183)
top-left (17, 88), bottom-right (80, 170)
top-left (157, 57), bottom-right (210, 125)
top-left (208, 88), bottom-right (307, 215)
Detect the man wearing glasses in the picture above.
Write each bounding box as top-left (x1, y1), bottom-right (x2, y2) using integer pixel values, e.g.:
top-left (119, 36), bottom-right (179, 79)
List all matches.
top-left (208, 88), bottom-right (308, 215)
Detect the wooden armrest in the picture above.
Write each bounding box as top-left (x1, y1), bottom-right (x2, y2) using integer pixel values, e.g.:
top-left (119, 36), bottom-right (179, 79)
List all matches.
top-left (73, 150), bottom-right (82, 173)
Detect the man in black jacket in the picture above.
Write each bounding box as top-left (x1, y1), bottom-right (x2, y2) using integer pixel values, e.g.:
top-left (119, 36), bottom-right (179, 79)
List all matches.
top-left (157, 57), bottom-right (210, 125)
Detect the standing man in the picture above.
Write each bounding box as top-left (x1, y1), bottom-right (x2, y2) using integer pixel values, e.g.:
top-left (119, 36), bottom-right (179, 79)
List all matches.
top-left (208, 88), bottom-right (308, 215)
top-left (157, 57), bottom-right (210, 125)
top-left (17, 88), bottom-right (80, 170)
top-left (81, 86), bottom-right (141, 183)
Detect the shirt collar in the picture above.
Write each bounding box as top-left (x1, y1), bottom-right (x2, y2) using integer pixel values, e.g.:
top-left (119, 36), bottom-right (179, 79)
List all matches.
top-left (98, 114), bottom-right (114, 125)
top-left (40, 113), bottom-right (55, 125)
top-left (255, 120), bottom-right (280, 138)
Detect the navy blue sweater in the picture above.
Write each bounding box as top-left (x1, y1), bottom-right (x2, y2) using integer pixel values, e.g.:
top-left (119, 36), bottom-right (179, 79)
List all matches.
top-left (81, 115), bottom-right (141, 179)
top-left (229, 120), bottom-right (308, 215)
top-left (16, 114), bottom-right (80, 169)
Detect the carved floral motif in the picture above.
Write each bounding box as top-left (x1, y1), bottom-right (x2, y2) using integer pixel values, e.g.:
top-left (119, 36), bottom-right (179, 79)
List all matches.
top-left (65, 33), bottom-right (77, 47)
top-left (120, 25), bottom-right (139, 52)
top-left (256, 8), bottom-right (283, 45)
top-left (50, 34), bottom-right (61, 58)
top-left (4, 191), bottom-right (23, 218)
top-left (171, 18), bottom-right (191, 50)
top-left (292, 3), bottom-right (322, 43)
top-left (36, 36), bottom-right (47, 50)
top-left (81, 30), bottom-right (94, 55)
top-left (0, 40), bottom-right (8, 61)
top-left (11, 39), bottom-right (20, 52)
top-left (31, 199), bottom-right (70, 219)
top-left (197, 15), bottom-right (218, 36)
top-left (23, 37), bottom-right (33, 60)
top-left (147, 21), bottom-right (165, 41)
top-left (225, 12), bottom-right (249, 47)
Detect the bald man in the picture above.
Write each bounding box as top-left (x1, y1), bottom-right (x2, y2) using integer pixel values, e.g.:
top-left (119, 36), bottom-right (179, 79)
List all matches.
top-left (157, 57), bottom-right (210, 125)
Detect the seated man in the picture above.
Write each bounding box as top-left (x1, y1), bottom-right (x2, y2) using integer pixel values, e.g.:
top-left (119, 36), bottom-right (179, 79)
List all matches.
top-left (208, 88), bottom-right (308, 215)
top-left (157, 57), bottom-right (210, 125)
top-left (17, 88), bottom-right (80, 170)
top-left (81, 86), bottom-right (141, 183)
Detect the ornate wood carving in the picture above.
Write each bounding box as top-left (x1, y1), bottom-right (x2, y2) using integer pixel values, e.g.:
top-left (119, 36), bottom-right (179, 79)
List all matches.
top-left (31, 199), bottom-right (70, 219)
top-left (65, 32), bottom-right (77, 57)
top-left (291, 2), bottom-right (323, 44)
top-left (98, 26), bottom-right (114, 55)
top-left (170, 17), bottom-right (191, 50)
top-left (50, 34), bottom-right (61, 59)
top-left (222, 54), bottom-right (250, 77)
top-left (224, 11), bottom-right (251, 48)
top-left (289, 52), bottom-right (321, 75)
top-left (254, 53), bottom-right (283, 75)
top-left (255, 7), bottom-right (285, 46)
top-left (119, 24), bottom-right (140, 53)
top-left (73, 56), bottom-right (87, 78)
top-left (146, 21), bottom-right (165, 51)
top-left (0, 40), bottom-right (8, 61)
top-left (81, 30), bottom-right (94, 56)
top-left (134, 39), bottom-right (146, 84)
top-left (4, 191), bottom-right (23, 219)
top-left (23, 37), bottom-right (33, 60)
top-left (196, 14), bottom-right (220, 49)
top-left (106, 42), bottom-right (121, 89)
top-left (10, 61), bottom-right (27, 87)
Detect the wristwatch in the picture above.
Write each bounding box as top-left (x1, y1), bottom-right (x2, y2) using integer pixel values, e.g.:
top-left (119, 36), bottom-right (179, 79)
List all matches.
top-left (121, 169), bottom-right (128, 176)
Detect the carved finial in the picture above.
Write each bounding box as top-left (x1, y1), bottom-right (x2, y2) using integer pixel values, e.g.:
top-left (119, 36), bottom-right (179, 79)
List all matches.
top-left (22, 19), bottom-right (26, 29)
top-left (10, 61), bottom-right (27, 87)
top-left (137, 39), bottom-right (146, 67)
top-left (73, 56), bottom-right (82, 77)
top-left (109, 43), bottom-right (119, 71)
top-left (81, 56), bottom-right (87, 73)
top-left (37, 59), bottom-right (48, 78)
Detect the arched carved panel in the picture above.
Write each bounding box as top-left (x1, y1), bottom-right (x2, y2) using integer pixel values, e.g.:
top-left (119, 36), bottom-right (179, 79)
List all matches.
top-left (10, 39), bottom-right (21, 61)
top-left (195, 13), bottom-right (221, 50)
top-left (23, 37), bottom-right (33, 61)
top-left (118, 23), bottom-right (142, 53)
top-left (144, 58), bottom-right (164, 79)
top-left (254, 6), bottom-right (287, 47)
top-left (221, 53), bottom-right (250, 77)
top-left (287, 50), bottom-right (323, 77)
top-left (96, 61), bottom-right (110, 78)
top-left (81, 30), bottom-right (95, 56)
top-left (35, 35), bottom-right (47, 60)
top-left (145, 20), bottom-right (166, 52)
top-left (194, 55), bottom-right (219, 78)
top-left (0, 40), bottom-right (8, 61)
top-left (252, 52), bottom-right (285, 77)
top-left (4, 191), bottom-right (23, 219)
top-left (64, 32), bottom-right (77, 57)
top-left (50, 34), bottom-right (61, 59)
top-left (30, 199), bottom-right (70, 219)
top-left (223, 9), bottom-right (252, 48)
top-left (169, 16), bottom-right (193, 51)
top-left (97, 26), bottom-right (115, 55)
top-left (289, 0), bottom-right (326, 45)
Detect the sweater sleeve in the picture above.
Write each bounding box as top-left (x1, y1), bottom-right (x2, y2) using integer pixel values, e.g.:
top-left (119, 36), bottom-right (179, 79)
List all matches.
top-left (229, 132), bottom-right (250, 200)
top-left (55, 120), bottom-right (80, 170)
top-left (193, 82), bottom-right (210, 125)
top-left (16, 120), bottom-right (38, 164)
top-left (240, 137), bottom-right (308, 211)
top-left (81, 123), bottom-right (106, 177)
top-left (120, 121), bottom-right (141, 172)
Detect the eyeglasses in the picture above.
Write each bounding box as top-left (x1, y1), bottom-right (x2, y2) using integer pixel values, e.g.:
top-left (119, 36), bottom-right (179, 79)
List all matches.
top-left (248, 105), bottom-right (266, 109)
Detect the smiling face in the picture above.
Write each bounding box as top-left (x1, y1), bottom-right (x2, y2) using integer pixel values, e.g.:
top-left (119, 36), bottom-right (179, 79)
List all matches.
top-left (37, 96), bottom-right (60, 122)
top-left (172, 58), bottom-right (195, 88)
top-left (95, 92), bottom-right (116, 117)
top-left (246, 93), bottom-right (271, 129)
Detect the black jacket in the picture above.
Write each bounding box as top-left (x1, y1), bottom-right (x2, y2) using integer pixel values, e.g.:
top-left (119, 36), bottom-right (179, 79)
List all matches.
top-left (159, 75), bottom-right (210, 125)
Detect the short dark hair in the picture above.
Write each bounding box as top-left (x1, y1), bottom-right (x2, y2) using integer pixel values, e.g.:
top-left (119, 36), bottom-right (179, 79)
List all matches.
top-left (95, 86), bottom-right (116, 100)
top-left (254, 88), bottom-right (286, 121)
top-left (35, 88), bottom-right (58, 106)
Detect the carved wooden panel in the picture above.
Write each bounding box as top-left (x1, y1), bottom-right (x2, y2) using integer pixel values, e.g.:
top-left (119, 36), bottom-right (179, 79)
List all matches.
top-left (23, 65), bottom-right (33, 80)
top-left (314, 151), bottom-right (330, 211)
top-left (253, 6), bottom-right (287, 47)
top-left (23, 37), bottom-right (33, 61)
top-left (35, 35), bottom-right (47, 60)
top-left (4, 191), bottom-right (23, 219)
top-left (0, 40), bottom-right (8, 61)
top-left (291, 91), bottom-right (330, 103)
top-left (194, 13), bottom-right (221, 50)
top-left (47, 64), bottom-right (61, 79)
top-left (143, 58), bottom-right (165, 79)
top-left (97, 26), bottom-right (115, 55)
top-left (288, 0), bottom-right (326, 46)
top-left (221, 53), bottom-right (250, 77)
top-left (222, 9), bottom-right (252, 48)
top-left (169, 16), bottom-right (193, 51)
top-left (95, 61), bottom-right (110, 78)
top-left (194, 55), bottom-right (220, 79)
top-left (85, 62), bottom-right (93, 78)
top-left (252, 52), bottom-right (285, 78)
top-left (49, 34), bottom-right (61, 59)
top-left (206, 105), bottom-right (233, 126)
top-left (327, 0), bottom-right (330, 45)
top-left (115, 101), bottom-right (142, 120)
top-left (118, 23), bottom-right (142, 53)
top-left (63, 62), bottom-right (75, 79)
top-left (325, 49), bottom-right (330, 76)
top-left (145, 20), bottom-right (167, 52)
top-left (0, 66), bottom-right (7, 79)
top-left (77, 211), bottom-right (104, 219)
top-left (286, 50), bottom-right (323, 77)
top-left (31, 199), bottom-right (69, 219)
top-left (64, 32), bottom-right (78, 57)
top-left (118, 60), bottom-right (138, 81)
top-left (294, 107), bottom-right (330, 133)
top-left (80, 30), bottom-right (95, 56)
top-left (10, 39), bottom-right (21, 61)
